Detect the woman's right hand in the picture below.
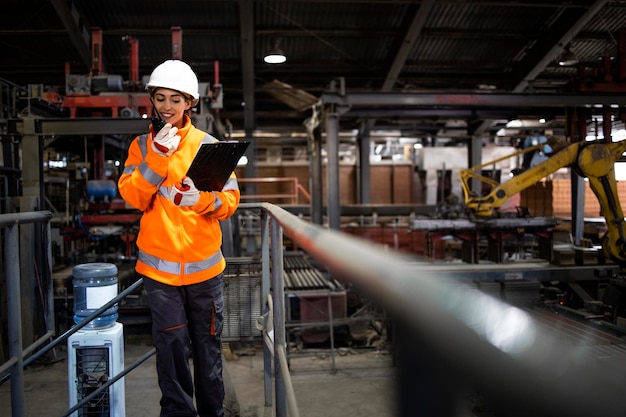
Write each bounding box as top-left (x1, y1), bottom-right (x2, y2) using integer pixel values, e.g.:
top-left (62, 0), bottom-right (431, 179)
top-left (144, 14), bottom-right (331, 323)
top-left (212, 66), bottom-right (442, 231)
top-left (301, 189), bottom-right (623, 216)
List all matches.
top-left (151, 123), bottom-right (180, 157)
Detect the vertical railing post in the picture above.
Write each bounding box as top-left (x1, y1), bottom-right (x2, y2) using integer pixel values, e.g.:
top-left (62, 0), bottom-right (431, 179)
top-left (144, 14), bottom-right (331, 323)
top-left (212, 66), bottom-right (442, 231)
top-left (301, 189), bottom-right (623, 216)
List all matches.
top-left (260, 211), bottom-right (272, 406)
top-left (327, 294), bottom-right (336, 373)
top-left (270, 218), bottom-right (287, 417)
top-left (44, 221), bottom-right (56, 337)
top-left (6, 222), bottom-right (25, 417)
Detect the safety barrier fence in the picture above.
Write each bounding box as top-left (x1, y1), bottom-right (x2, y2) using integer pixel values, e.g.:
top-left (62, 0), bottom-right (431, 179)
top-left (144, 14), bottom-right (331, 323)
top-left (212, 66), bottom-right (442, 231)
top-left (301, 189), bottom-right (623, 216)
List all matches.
top-left (3, 205), bottom-right (626, 416)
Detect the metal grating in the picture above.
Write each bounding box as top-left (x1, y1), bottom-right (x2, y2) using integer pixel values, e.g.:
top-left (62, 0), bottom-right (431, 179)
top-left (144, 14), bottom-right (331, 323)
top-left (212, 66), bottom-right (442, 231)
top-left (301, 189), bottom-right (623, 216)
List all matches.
top-left (499, 279), bottom-right (542, 306)
top-left (223, 257), bottom-right (262, 340)
top-left (283, 254), bottom-right (344, 292)
top-left (221, 254), bottom-right (344, 340)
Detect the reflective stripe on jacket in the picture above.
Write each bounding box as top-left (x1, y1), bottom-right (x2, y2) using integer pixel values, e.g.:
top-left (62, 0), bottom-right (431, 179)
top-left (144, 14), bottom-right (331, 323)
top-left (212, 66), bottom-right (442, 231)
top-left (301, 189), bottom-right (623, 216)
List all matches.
top-left (118, 115), bottom-right (241, 286)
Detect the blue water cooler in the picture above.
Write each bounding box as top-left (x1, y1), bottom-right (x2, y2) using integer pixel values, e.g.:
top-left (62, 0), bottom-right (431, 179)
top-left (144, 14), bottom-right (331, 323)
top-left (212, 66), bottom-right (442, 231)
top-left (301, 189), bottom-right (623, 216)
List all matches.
top-left (68, 263), bottom-right (125, 416)
top-left (72, 262), bottom-right (119, 329)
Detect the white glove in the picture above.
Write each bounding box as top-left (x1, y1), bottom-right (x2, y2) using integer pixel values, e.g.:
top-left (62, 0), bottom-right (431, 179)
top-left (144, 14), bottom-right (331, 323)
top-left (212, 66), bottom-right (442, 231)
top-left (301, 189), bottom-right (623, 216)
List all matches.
top-left (151, 123), bottom-right (180, 157)
top-left (170, 176), bottom-right (200, 207)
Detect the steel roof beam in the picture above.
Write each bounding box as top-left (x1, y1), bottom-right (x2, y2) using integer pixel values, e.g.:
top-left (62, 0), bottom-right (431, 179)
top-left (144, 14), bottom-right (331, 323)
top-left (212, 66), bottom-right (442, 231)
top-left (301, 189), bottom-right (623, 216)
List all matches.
top-left (50, 0), bottom-right (92, 71)
top-left (381, 0), bottom-right (435, 91)
top-left (514, 0), bottom-right (611, 93)
top-left (10, 118), bottom-right (151, 136)
top-left (321, 92), bottom-right (626, 108)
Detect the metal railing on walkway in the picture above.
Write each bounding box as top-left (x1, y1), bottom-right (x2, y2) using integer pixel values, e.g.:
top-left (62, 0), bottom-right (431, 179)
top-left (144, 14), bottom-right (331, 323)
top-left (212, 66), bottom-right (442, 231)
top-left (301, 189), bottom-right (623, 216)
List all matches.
top-left (247, 202), bottom-right (626, 417)
top-left (3, 205), bottom-right (626, 417)
top-left (0, 211), bottom-right (152, 417)
top-left (0, 211), bottom-right (54, 417)
top-left (0, 209), bottom-right (152, 416)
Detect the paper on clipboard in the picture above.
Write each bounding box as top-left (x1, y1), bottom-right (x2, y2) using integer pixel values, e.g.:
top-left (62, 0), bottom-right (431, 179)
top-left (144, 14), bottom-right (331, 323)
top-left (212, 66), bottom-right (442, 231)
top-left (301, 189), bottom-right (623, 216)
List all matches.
top-left (185, 141), bottom-right (250, 192)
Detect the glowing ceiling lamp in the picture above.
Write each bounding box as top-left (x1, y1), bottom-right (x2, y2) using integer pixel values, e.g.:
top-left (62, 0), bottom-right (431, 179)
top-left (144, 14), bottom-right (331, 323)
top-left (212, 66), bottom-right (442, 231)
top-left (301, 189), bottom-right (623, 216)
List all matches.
top-left (558, 45), bottom-right (578, 66)
top-left (264, 40), bottom-right (287, 64)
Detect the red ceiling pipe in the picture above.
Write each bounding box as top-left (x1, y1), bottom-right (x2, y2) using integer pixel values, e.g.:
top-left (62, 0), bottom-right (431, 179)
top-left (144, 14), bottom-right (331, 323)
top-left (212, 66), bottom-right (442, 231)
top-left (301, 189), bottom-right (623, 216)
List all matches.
top-left (171, 26), bottom-right (183, 60)
top-left (91, 27), bottom-right (103, 75)
top-left (214, 60), bottom-right (220, 114)
top-left (93, 137), bottom-right (104, 180)
top-left (128, 36), bottom-right (139, 84)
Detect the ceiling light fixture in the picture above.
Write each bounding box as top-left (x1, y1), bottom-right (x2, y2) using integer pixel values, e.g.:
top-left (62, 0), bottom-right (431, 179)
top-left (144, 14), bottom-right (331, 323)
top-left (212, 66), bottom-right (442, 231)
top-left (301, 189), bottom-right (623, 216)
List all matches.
top-left (558, 45), bottom-right (578, 66)
top-left (264, 40), bottom-right (287, 64)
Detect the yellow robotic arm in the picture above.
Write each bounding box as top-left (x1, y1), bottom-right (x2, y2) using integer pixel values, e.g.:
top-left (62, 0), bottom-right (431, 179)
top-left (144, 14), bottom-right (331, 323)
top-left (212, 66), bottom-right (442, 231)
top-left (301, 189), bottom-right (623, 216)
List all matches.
top-left (460, 139), bottom-right (581, 217)
top-left (578, 141), bottom-right (626, 265)
top-left (461, 139), bottom-right (626, 266)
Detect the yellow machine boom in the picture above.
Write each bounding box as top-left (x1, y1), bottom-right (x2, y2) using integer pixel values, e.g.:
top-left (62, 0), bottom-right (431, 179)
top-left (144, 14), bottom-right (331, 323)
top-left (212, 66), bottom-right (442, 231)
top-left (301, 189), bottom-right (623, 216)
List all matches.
top-left (460, 139), bottom-right (626, 267)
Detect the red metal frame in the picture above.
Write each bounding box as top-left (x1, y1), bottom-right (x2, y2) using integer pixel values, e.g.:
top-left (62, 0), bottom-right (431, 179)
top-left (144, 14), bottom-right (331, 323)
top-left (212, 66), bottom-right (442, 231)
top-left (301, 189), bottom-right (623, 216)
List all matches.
top-left (62, 94), bottom-right (153, 117)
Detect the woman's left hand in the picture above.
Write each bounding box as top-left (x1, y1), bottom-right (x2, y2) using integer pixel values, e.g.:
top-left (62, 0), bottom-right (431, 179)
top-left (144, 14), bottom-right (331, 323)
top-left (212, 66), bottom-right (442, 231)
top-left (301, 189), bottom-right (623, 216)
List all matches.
top-left (170, 176), bottom-right (200, 207)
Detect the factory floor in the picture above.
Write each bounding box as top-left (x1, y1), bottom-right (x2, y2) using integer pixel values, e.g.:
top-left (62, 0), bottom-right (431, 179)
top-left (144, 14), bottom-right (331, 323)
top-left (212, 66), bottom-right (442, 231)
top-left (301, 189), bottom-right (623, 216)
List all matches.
top-left (4, 306), bottom-right (626, 417)
top-left (0, 329), bottom-right (397, 417)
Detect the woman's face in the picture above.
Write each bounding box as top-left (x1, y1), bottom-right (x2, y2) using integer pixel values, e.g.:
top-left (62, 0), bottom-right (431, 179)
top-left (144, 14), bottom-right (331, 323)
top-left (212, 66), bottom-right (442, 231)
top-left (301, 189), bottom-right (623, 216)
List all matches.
top-left (152, 88), bottom-right (192, 128)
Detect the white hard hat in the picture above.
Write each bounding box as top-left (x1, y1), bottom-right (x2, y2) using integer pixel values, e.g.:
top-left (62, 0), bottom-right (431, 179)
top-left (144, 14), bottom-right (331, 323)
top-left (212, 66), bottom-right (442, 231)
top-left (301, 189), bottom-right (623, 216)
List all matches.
top-left (146, 60), bottom-right (200, 105)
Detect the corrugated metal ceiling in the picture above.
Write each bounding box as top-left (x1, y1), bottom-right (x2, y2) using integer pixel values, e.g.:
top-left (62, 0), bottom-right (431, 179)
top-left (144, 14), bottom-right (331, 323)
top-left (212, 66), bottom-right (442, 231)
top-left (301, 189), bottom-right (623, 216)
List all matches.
top-left (3, 0), bottom-right (626, 142)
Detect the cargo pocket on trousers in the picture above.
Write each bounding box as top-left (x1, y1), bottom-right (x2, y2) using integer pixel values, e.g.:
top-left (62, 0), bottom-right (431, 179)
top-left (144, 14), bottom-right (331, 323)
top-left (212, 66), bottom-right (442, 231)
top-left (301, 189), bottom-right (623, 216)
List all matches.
top-left (211, 295), bottom-right (224, 336)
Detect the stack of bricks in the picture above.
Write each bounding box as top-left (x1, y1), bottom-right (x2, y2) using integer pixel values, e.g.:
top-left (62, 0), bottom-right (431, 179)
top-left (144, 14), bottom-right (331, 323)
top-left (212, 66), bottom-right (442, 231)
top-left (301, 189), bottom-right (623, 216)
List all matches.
top-left (550, 179), bottom-right (626, 218)
top-left (519, 181), bottom-right (553, 217)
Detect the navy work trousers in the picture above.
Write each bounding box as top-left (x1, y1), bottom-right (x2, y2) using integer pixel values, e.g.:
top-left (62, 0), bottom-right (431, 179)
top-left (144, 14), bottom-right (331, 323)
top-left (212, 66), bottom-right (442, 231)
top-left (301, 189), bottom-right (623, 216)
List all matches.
top-left (143, 274), bottom-right (225, 417)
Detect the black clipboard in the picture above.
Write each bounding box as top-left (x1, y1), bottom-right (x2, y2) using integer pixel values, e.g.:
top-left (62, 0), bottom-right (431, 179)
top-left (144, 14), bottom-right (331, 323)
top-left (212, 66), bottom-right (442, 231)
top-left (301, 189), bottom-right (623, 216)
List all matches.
top-left (185, 141), bottom-right (250, 191)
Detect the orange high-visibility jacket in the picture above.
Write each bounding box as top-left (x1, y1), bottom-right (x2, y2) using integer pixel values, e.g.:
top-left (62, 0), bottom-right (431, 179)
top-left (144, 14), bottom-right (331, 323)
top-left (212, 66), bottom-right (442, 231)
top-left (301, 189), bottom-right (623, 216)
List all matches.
top-left (118, 115), bottom-right (240, 286)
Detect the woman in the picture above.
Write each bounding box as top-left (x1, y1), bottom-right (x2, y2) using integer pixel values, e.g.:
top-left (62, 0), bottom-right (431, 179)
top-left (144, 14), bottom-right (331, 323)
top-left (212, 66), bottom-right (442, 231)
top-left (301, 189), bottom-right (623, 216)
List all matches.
top-left (118, 59), bottom-right (239, 417)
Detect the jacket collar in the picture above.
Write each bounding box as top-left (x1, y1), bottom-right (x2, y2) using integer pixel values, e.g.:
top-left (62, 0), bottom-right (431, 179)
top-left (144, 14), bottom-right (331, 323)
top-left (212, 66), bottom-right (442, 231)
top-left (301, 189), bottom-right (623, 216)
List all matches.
top-left (177, 114), bottom-right (193, 139)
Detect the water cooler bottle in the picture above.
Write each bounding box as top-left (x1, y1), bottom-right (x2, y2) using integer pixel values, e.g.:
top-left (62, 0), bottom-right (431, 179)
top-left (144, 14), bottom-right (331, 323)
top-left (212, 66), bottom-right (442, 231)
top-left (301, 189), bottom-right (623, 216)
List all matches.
top-left (68, 262), bottom-right (125, 416)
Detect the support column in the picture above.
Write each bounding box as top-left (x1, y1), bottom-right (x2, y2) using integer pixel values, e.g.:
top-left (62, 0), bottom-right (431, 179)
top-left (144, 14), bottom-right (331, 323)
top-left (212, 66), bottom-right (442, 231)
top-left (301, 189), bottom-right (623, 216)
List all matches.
top-left (357, 127), bottom-right (371, 204)
top-left (309, 127), bottom-right (324, 225)
top-left (468, 134), bottom-right (483, 198)
top-left (326, 112), bottom-right (341, 230)
top-left (568, 107), bottom-right (586, 246)
top-left (17, 117), bottom-right (40, 348)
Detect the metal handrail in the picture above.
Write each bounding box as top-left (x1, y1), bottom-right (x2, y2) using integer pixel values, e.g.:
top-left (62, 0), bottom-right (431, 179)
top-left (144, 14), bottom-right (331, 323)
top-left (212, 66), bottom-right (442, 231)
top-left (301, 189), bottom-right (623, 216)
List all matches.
top-left (0, 279), bottom-right (145, 384)
top-left (5, 205), bottom-right (626, 416)
top-left (260, 294), bottom-right (300, 417)
top-left (246, 201), bottom-right (626, 417)
top-left (0, 211), bottom-right (53, 417)
top-left (0, 210), bottom-right (153, 417)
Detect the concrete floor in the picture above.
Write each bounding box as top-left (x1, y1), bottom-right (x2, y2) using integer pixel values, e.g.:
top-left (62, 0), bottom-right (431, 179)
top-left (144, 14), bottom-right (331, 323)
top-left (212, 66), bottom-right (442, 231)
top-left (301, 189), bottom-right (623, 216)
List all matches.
top-left (5, 304), bottom-right (625, 417)
top-left (0, 332), bottom-right (396, 417)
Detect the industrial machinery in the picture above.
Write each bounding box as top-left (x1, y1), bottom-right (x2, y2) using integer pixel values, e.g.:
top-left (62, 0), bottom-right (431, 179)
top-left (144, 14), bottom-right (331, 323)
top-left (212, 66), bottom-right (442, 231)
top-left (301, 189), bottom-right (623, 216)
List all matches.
top-left (460, 136), bottom-right (626, 323)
